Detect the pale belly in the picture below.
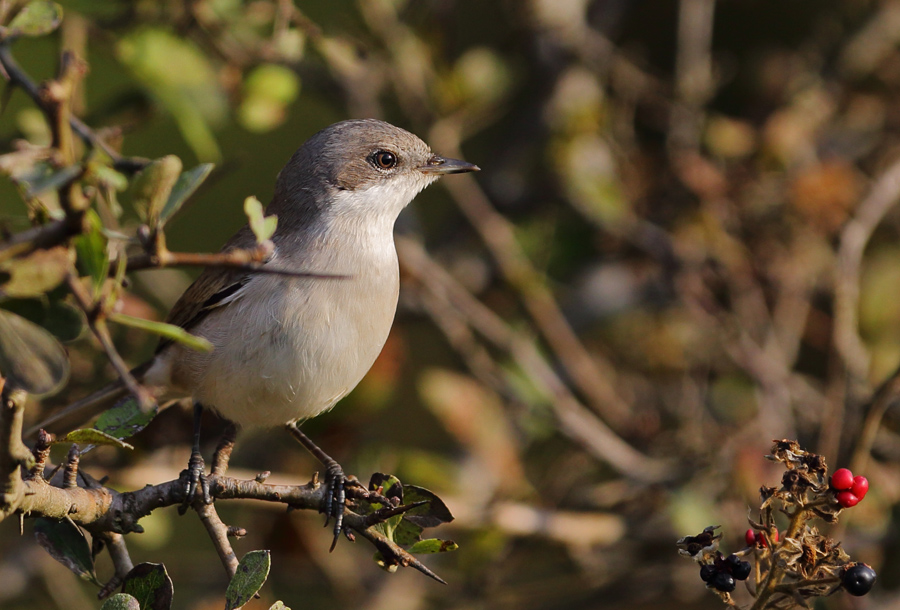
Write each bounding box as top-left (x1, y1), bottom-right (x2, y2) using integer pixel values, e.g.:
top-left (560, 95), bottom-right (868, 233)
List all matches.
top-left (161, 271), bottom-right (398, 428)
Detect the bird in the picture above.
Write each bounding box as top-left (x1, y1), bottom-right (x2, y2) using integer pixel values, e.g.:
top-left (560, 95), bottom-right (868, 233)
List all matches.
top-left (35, 118), bottom-right (479, 542)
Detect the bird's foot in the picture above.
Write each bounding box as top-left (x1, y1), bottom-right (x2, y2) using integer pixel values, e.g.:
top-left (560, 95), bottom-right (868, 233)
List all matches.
top-left (178, 449), bottom-right (211, 514)
top-left (322, 460), bottom-right (350, 551)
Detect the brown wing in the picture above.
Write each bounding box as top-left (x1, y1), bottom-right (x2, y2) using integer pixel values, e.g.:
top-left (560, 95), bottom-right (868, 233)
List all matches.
top-left (156, 225), bottom-right (258, 353)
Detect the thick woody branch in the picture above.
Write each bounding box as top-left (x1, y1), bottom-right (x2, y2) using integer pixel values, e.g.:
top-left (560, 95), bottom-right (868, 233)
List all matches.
top-left (0, 382), bottom-right (35, 521)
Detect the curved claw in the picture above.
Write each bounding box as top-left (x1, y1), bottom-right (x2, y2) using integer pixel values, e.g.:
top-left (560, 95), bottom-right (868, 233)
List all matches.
top-left (324, 462), bottom-right (347, 551)
top-left (178, 449), bottom-right (211, 514)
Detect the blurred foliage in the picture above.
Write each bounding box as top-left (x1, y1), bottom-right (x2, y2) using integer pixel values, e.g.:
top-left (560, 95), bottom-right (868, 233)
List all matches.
top-left (4, 0), bottom-right (900, 609)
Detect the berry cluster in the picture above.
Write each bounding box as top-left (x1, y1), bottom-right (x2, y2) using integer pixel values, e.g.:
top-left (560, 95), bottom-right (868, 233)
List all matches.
top-left (677, 441), bottom-right (880, 608)
top-left (744, 528), bottom-right (778, 548)
top-left (700, 553), bottom-right (752, 593)
top-left (830, 468), bottom-right (869, 508)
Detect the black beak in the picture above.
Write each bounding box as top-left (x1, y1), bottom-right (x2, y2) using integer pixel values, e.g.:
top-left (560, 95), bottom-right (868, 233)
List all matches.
top-left (418, 155), bottom-right (480, 175)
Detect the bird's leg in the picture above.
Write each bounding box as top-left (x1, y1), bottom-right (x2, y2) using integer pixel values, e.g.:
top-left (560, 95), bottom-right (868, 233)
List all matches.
top-left (286, 422), bottom-right (354, 550)
top-left (179, 402), bottom-right (211, 514)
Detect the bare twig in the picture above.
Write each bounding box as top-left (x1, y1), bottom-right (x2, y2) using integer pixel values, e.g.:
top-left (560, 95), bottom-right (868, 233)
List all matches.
top-left (125, 243), bottom-right (348, 281)
top-left (429, 124), bottom-right (634, 431)
top-left (94, 531), bottom-right (134, 599)
top-left (65, 274), bottom-right (155, 412)
top-left (0, 44), bottom-right (146, 172)
top-left (196, 502), bottom-right (240, 579)
top-left (834, 157), bottom-right (900, 387)
top-left (397, 237), bottom-right (675, 483)
top-left (211, 423), bottom-right (238, 476)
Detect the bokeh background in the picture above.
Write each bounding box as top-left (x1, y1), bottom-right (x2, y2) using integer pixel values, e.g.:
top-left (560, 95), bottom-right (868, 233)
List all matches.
top-left (3, 0), bottom-right (900, 608)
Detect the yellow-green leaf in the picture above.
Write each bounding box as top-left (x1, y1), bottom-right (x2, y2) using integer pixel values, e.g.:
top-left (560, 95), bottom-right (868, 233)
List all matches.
top-left (57, 428), bottom-right (134, 450)
top-left (108, 313), bottom-right (213, 352)
top-left (0, 247), bottom-right (71, 298)
top-left (8, 1), bottom-right (63, 37)
top-left (74, 210), bottom-right (109, 296)
top-left (244, 196), bottom-right (277, 242)
top-left (131, 155), bottom-right (183, 226)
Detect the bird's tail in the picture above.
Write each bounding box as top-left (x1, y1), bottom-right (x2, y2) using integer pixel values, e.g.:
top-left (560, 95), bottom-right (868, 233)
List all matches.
top-left (27, 361), bottom-right (153, 437)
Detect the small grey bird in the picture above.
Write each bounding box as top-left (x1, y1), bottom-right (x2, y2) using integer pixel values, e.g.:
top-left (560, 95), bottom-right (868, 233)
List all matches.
top-left (38, 119), bottom-right (478, 540)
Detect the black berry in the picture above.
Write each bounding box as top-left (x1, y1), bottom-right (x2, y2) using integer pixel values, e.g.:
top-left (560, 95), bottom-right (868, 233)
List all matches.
top-left (700, 564), bottom-right (716, 582)
top-left (731, 560), bottom-right (751, 580)
top-left (842, 564), bottom-right (876, 596)
top-left (711, 571), bottom-right (736, 593)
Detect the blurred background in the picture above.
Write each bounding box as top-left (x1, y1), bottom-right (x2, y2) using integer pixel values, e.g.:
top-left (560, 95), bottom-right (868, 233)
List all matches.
top-left (2, 0), bottom-right (900, 608)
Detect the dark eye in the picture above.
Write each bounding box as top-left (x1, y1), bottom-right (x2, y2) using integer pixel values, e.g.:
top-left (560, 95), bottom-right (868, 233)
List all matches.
top-left (372, 150), bottom-right (397, 170)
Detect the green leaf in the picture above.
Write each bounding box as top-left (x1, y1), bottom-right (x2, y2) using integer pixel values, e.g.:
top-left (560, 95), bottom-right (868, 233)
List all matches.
top-left (122, 563), bottom-right (173, 610)
top-left (0, 308), bottom-right (68, 395)
top-left (57, 428), bottom-right (134, 449)
top-left (268, 603), bottom-right (291, 610)
top-left (101, 594), bottom-right (141, 610)
top-left (91, 164), bottom-right (130, 192)
top-left (117, 29), bottom-right (226, 161)
top-left (244, 196), bottom-right (277, 242)
top-left (407, 538), bottom-right (459, 554)
top-left (8, 1), bottom-right (63, 37)
top-left (22, 163), bottom-right (82, 198)
top-left (1, 297), bottom-right (85, 342)
top-left (108, 312), bottom-right (213, 352)
top-left (0, 247), bottom-right (71, 298)
top-left (95, 396), bottom-right (159, 441)
top-left (225, 550), bottom-right (271, 610)
top-left (159, 163), bottom-right (214, 225)
top-left (239, 65), bottom-right (300, 133)
top-left (74, 209), bottom-right (109, 295)
top-left (401, 485), bottom-right (455, 529)
top-left (130, 155), bottom-right (183, 226)
top-left (33, 518), bottom-right (100, 585)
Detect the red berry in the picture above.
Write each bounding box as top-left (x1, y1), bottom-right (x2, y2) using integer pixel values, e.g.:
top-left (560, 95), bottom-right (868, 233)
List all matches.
top-left (745, 529), bottom-right (756, 546)
top-left (836, 490), bottom-right (860, 508)
top-left (831, 468), bottom-right (854, 490)
top-left (851, 475), bottom-right (869, 500)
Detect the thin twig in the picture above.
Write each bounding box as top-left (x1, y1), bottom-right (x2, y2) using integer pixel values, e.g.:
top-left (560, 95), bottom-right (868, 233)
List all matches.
top-left (125, 245), bottom-right (349, 281)
top-left (196, 502), bottom-right (239, 579)
top-left (0, 44), bottom-right (146, 171)
top-left (65, 274), bottom-right (154, 411)
top-left (397, 237), bottom-right (675, 483)
top-left (429, 124), bottom-right (634, 431)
